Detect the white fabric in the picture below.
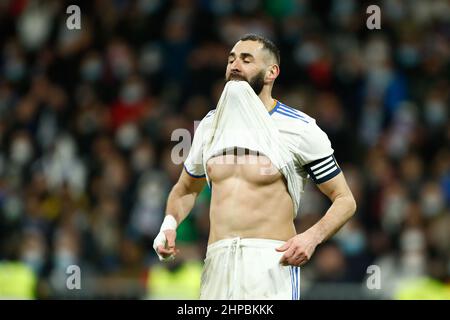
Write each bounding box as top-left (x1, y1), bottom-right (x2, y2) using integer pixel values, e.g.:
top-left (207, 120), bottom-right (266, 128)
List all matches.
top-left (202, 81), bottom-right (302, 215)
top-left (153, 215), bottom-right (178, 261)
top-left (184, 81), bottom-right (336, 217)
top-left (160, 215), bottom-right (177, 231)
top-left (200, 237), bottom-right (301, 300)
top-left (203, 80), bottom-right (290, 172)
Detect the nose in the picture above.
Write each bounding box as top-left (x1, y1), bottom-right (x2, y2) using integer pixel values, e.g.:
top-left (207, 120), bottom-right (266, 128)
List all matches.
top-left (230, 58), bottom-right (241, 71)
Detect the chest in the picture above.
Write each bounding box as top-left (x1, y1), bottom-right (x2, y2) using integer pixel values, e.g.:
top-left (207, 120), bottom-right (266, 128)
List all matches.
top-left (206, 148), bottom-right (283, 185)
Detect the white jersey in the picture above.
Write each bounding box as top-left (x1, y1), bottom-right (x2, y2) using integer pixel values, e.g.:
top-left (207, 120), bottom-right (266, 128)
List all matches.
top-left (184, 99), bottom-right (341, 217)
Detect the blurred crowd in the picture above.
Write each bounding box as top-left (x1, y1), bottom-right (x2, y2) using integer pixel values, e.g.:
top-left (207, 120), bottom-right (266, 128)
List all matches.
top-left (0, 0), bottom-right (449, 299)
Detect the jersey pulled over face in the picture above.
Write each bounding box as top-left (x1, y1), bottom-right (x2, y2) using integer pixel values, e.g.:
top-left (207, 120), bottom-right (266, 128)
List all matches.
top-left (184, 98), bottom-right (341, 244)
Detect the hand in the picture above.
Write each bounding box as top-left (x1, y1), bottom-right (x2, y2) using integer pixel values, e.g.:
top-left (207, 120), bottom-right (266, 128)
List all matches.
top-left (276, 232), bottom-right (320, 267)
top-left (154, 229), bottom-right (179, 261)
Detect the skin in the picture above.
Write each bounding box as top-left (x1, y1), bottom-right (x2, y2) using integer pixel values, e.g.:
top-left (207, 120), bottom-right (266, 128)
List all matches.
top-left (157, 40), bottom-right (357, 267)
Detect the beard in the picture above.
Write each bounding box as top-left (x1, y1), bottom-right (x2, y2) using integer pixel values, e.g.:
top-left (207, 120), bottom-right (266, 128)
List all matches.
top-left (226, 70), bottom-right (265, 95)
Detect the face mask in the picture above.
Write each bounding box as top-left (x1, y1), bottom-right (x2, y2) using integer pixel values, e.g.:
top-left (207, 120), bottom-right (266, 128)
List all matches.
top-left (3, 194), bottom-right (23, 222)
top-left (400, 229), bottom-right (425, 252)
top-left (22, 250), bottom-right (45, 273)
top-left (398, 45), bottom-right (419, 68)
top-left (116, 123), bottom-right (139, 150)
top-left (139, 45), bottom-right (162, 75)
top-left (425, 100), bottom-right (447, 127)
top-left (131, 148), bottom-right (153, 172)
top-left (5, 60), bottom-right (25, 81)
top-left (55, 136), bottom-right (75, 161)
top-left (421, 192), bottom-right (444, 217)
top-left (54, 249), bottom-right (76, 269)
top-left (339, 231), bottom-right (366, 256)
top-left (140, 180), bottom-right (165, 204)
top-left (294, 42), bottom-right (321, 66)
top-left (11, 138), bottom-right (33, 165)
top-left (81, 59), bottom-right (102, 81)
top-left (368, 67), bottom-right (392, 92)
top-left (120, 84), bottom-right (144, 104)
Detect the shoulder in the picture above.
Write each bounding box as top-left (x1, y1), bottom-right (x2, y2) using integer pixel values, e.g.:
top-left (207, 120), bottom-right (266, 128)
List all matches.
top-left (271, 101), bottom-right (312, 123)
top-left (273, 101), bottom-right (333, 157)
top-left (204, 109), bottom-right (216, 119)
top-left (271, 101), bottom-right (320, 133)
top-left (195, 108), bottom-right (215, 128)
top-left (201, 108), bottom-right (216, 125)
top-left (191, 109), bottom-right (215, 138)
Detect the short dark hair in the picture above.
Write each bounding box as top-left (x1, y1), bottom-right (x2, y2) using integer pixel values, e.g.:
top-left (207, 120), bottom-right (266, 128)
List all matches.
top-left (239, 34), bottom-right (280, 65)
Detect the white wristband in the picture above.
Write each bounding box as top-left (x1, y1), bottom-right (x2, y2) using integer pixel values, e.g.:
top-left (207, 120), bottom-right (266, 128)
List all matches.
top-left (153, 215), bottom-right (177, 262)
top-left (160, 215), bottom-right (177, 231)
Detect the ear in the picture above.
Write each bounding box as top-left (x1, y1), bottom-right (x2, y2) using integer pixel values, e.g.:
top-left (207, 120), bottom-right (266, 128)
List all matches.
top-left (265, 64), bottom-right (280, 83)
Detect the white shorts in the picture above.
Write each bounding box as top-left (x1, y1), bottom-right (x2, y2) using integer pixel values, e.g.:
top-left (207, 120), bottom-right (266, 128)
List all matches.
top-left (200, 237), bottom-right (301, 300)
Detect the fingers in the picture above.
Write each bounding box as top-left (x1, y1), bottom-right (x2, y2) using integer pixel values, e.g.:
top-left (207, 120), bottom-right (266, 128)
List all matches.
top-left (157, 245), bottom-right (175, 255)
top-left (280, 248), bottom-right (309, 266)
top-left (279, 246), bottom-right (296, 265)
top-left (292, 253), bottom-right (308, 266)
top-left (154, 229), bottom-right (179, 261)
top-left (162, 230), bottom-right (176, 251)
top-left (277, 234), bottom-right (316, 266)
top-left (166, 239), bottom-right (175, 249)
top-left (297, 258), bottom-right (308, 267)
top-left (275, 240), bottom-right (291, 252)
top-left (157, 246), bottom-right (180, 261)
top-left (291, 253), bottom-right (308, 266)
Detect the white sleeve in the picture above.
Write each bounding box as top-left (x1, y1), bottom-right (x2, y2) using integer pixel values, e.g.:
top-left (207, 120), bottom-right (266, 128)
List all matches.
top-left (183, 118), bottom-right (207, 178)
top-left (296, 120), bottom-right (341, 184)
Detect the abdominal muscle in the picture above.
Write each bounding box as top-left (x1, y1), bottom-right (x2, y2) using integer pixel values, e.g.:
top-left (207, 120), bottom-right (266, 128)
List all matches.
top-left (206, 150), bottom-right (297, 245)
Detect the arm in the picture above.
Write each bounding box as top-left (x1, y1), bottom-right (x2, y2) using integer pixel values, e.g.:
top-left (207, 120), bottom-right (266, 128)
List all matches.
top-left (154, 168), bottom-right (207, 261)
top-left (166, 168), bottom-right (207, 225)
top-left (277, 172), bottom-right (356, 266)
top-left (306, 172), bottom-right (356, 244)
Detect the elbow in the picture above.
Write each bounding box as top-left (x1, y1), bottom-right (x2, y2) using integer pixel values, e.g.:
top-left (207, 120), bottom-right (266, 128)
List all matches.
top-left (337, 193), bottom-right (356, 219)
top-left (348, 196), bottom-right (357, 217)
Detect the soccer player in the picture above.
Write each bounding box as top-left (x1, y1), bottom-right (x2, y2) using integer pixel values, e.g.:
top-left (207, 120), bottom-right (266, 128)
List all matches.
top-left (154, 34), bottom-right (356, 299)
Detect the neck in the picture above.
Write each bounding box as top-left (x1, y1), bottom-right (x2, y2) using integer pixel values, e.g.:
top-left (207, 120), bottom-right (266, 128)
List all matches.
top-left (258, 87), bottom-right (275, 112)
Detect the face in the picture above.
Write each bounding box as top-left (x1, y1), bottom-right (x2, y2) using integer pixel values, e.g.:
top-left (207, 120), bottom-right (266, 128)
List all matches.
top-left (225, 40), bottom-right (277, 95)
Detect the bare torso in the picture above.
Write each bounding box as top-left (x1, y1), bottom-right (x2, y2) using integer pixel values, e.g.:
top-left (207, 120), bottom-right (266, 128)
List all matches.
top-left (206, 148), bottom-right (296, 245)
